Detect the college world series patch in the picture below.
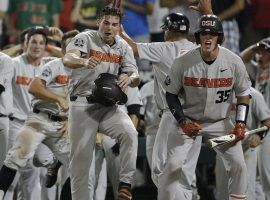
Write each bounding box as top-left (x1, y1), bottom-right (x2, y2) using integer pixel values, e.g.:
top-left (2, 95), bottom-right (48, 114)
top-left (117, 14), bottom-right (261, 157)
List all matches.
top-left (164, 75), bottom-right (171, 86)
top-left (74, 38), bottom-right (85, 48)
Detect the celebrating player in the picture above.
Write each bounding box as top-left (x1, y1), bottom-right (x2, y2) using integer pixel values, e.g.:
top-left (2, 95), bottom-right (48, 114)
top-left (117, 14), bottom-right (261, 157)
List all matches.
top-left (165, 14), bottom-right (251, 200)
top-left (62, 5), bottom-right (139, 200)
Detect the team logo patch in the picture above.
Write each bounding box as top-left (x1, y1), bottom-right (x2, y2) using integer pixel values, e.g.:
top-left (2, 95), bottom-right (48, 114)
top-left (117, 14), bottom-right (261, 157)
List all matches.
top-left (74, 38), bottom-right (85, 48)
top-left (164, 75), bottom-right (171, 86)
top-left (41, 68), bottom-right (52, 78)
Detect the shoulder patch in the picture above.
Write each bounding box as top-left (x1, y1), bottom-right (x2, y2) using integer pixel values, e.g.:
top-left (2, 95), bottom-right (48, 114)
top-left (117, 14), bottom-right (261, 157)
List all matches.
top-left (74, 38), bottom-right (85, 48)
top-left (41, 68), bottom-right (52, 78)
top-left (164, 75), bottom-right (171, 86)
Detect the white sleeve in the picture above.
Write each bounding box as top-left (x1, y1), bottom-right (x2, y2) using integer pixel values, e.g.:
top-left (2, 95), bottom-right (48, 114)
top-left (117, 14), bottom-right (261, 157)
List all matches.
top-left (126, 87), bottom-right (142, 106)
top-left (137, 42), bottom-right (164, 62)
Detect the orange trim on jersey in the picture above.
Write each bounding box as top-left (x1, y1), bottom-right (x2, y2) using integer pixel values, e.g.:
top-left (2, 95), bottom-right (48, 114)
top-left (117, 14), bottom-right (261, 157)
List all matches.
top-left (256, 72), bottom-right (270, 83)
top-left (55, 75), bottom-right (69, 84)
top-left (16, 76), bottom-right (33, 85)
top-left (90, 50), bottom-right (122, 64)
top-left (184, 77), bottom-right (233, 88)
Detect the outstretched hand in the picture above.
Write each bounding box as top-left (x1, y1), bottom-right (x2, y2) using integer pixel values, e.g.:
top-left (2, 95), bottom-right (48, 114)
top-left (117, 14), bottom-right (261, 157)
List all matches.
top-left (189, 0), bottom-right (213, 15)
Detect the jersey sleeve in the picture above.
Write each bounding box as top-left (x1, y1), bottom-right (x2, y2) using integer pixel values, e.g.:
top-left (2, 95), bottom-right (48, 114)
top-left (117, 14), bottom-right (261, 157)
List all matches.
top-left (66, 32), bottom-right (89, 56)
top-left (121, 44), bottom-right (138, 74)
top-left (137, 42), bottom-right (164, 62)
top-left (37, 61), bottom-right (60, 85)
top-left (165, 57), bottom-right (183, 95)
top-left (125, 87), bottom-right (142, 106)
top-left (233, 58), bottom-right (252, 96)
top-left (251, 88), bottom-right (270, 122)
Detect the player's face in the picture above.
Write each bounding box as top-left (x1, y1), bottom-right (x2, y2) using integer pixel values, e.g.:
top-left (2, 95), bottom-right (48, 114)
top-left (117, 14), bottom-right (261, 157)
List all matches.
top-left (26, 34), bottom-right (46, 59)
top-left (98, 15), bottom-right (120, 46)
top-left (200, 32), bottom-right (219, 53)
top-left (255, 49), bottom-right (270, 69)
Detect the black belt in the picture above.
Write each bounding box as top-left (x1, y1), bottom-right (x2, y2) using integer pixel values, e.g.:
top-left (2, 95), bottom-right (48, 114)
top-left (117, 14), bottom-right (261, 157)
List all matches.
top-left (33, 108), bottom-right (67, 122)
top-left (0, 113), bottom-right (7, 118)
top-left (70, 95), bottom-right (96, 104)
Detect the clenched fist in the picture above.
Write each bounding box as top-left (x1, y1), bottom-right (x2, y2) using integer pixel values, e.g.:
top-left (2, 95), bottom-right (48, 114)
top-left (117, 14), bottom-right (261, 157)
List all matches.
top-left (230, 122), bottom-right (246, 143)
top-left (180, 120), bottom-right (202, 138)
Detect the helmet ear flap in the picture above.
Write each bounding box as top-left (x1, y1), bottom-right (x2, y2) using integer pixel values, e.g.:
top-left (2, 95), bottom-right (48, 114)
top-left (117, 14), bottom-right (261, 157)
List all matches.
top-left (194, 31), bottom-right (200, 44)
top-left (217, 33), bottom-right (224, 45)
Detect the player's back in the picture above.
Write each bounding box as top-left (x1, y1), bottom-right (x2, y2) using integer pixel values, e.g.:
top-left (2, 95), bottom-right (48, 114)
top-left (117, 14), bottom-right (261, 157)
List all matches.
top-left (137, 39), bottom-right (196, 110)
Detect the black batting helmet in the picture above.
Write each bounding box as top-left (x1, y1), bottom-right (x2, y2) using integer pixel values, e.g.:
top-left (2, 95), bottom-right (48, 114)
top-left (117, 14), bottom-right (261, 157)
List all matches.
top-left (194, 15), bottom-right (224, 45)
top-left (92, 73), bottom-right (127, 107)
top-left (160, 13), bottom-right (189, 34)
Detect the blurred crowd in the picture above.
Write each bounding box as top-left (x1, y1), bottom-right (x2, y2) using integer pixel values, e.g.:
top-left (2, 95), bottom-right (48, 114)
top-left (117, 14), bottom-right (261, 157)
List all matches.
top-left (0, 0), bottom-right (269, 55)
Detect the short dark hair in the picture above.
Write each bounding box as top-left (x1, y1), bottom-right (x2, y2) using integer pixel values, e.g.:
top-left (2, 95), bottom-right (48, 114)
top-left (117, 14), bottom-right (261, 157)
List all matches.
top-left (20, 27), bottom-right (32, 44)
top-left (97, 6), bottom-right (123, 22)
top-left (61, 29), bottom-right (80, 49)
top-left (27, 26), bottom-right (48, 44)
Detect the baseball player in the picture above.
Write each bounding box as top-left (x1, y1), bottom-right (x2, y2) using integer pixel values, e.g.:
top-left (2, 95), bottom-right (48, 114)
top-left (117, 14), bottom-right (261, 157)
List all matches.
top-left (3, 27), bottom-right (50, 200)
top-left (0, 30), bottom-right (79, 200)
top-left (240, 38), bottom-right (270, 199)
top-left (63, 5), bottom-right (139, 200)
top-left (118, 0), bottom-right (212, 195)
top-left (164, 14), bottom-right (251, 200)
top-left (0, 53), bottom-right (14, 169)
top-left (215, 87), bottom-right (270, 200)
top-left (93, 86), bottom-right (142, 200)
top-left (139, 79), bottom-right (160, 168)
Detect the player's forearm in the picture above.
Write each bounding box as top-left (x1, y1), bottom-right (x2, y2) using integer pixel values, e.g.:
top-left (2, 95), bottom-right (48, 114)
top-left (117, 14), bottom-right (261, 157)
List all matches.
top-left (240, 45), bottom-right (255, 64)
top-left (129, 114), bottom-right (139, 128)
top-left (1, 44), bottom-right (22, 57)
top-left (119, 29), bottom-right (139, 57)
top-left (236, 95), bottom-right (250, 105)
top-left (62, 52), bottom-right (87, 69)
top-left (218, 0), bottom-right (244, 20)
top-left (29, 79), bottom-right (61, 103)
top-left (128, 72), bottom-right (140, 87)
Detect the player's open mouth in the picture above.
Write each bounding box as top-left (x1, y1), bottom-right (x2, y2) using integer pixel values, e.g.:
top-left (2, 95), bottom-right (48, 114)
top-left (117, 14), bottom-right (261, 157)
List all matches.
top-left (205, 41), bottom-right (212, 48)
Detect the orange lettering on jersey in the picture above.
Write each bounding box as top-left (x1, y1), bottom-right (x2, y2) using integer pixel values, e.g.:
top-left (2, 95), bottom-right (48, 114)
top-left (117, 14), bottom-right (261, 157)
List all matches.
top-left (184, 77), bottom-right (233, 88)
top-left (55, 75), bottom-right (69, 84)
top-left (102, 53), bottom-right (109, 62)
top-left (16, 76), bottom-right (32, 85)
top-left (198, 78), bottom-right (207, 87)
top-left (89, 50), bottom-right (122, 64)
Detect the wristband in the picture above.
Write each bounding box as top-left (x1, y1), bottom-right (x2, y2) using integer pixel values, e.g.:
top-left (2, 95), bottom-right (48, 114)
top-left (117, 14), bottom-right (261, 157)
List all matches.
top-left (235, 103), bottom-right (249, 124)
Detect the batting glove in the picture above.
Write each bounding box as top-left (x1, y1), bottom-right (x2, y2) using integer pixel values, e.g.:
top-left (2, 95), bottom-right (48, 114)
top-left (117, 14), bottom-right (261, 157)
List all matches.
top-left (180, 119), bottom-right (202, 138)
top-left (230, 122), bottom-right (246, 142)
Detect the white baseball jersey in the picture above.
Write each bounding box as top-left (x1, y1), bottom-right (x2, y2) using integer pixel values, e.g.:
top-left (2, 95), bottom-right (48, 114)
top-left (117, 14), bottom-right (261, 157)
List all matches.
top-left (230, 88), bottom-right (270, 130)
top-left (0, 53), bottom-right (13, 116)
top-left (255, 67), bottom-right (270, 106)
top-left (66, 30), bottom-right (138, 97)
top-left (137, 39), bottom-right (196, 110)
top-left (166, 46), bottom-right (252, 123)
top-left (11, 54), bottom-right (46, 120)
top-left (140, 80), bottom-right (160, 135)
top-left (32, 58), bottom-right (71, 117)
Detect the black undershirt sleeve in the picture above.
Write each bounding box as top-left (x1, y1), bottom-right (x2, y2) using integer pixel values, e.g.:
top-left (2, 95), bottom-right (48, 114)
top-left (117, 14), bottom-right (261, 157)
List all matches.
top-left (127, 104), bottom-right (141, 118)
top-left (165, 92), bottom-right (186, 124)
